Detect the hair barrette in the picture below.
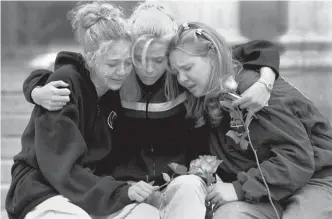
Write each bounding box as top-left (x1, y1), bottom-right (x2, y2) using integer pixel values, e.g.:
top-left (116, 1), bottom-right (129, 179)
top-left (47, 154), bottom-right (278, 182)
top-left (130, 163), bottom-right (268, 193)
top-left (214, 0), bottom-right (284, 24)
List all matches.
top-left (208, 43), bottom-right (215, 51)
top-left (157, 5), bottom-right (164, 10)
top-left (183, 22), bottom-right (189, 30)
top-left (196, 28), bottom-right (203, 35)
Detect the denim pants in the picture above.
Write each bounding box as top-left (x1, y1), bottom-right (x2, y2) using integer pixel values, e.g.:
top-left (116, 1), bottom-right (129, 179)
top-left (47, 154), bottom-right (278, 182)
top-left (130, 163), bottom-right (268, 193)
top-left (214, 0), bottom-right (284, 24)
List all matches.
top-left (282, 176), bottom-right (332, 219)
top-left (24, 175), bottom-right (207, 219)
top-left (212, 176), bottom-right (332, 219)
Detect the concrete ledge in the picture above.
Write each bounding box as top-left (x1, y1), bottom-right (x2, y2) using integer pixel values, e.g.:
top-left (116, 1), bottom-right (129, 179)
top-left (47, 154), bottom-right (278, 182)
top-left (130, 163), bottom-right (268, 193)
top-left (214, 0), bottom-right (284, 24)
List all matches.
top-left (1, 160), bottom-right (13, 185)
top-left (1, 210), bottom-right (8, 219)
top-left (1, 184), bottom-right (10, 210)
top-left (1, 138), bottom-right (21, 159)
top-left (2, 93), bottom-right (34, 115)
top-left (1, 115), bottom-right (30, 137)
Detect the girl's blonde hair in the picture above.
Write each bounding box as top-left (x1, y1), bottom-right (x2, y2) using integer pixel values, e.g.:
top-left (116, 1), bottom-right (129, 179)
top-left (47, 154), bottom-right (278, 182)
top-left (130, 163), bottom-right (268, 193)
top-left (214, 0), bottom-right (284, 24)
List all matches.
top-left (67, 1), bottom-right (131, 68)
top-left (168, 22), bottom-right (243, 127)
top-left (120, 2), bottom-right (179, 101)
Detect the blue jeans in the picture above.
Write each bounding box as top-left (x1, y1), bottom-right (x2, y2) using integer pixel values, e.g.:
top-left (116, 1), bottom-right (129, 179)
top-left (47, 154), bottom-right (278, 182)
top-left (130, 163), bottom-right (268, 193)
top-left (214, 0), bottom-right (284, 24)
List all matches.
top-left (212, 176), bottom-right (332, 219)
top-left (282, 176), bottom-right (332, 219)
top-left (213, 201), bottom-right (282, 219)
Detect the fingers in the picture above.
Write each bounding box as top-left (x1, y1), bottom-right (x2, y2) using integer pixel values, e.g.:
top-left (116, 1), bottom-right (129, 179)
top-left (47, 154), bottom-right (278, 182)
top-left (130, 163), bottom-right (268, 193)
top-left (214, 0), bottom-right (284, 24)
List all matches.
top-left (49, 80), bottom-right (69, 88)
top-left (232, 95), bottom-right (263, 111)
top-left (53, 88), bottom-right (71, 96)
top-left (211, 196), bottom-right (222, 205)
top-left (128, 181), bottom-right (158, 202)
top-left (206, 184), bottom-right (215, 193)
top-left (213, 200), bottom-right (224, 210)
top-left (129, 191), bottom-right (146, 202)
top-left (138, 181), bottom-right (156, 190)
top-left (51, 95), bottom-right (70, 102)
top-left (232, 95), bottom-right (249, 108)
top-left (41, 101), bottom-right (67, 111)
top-left (206, 188), bottom-right (217, 201)
top-left (137, 183), bottom-right (154, 194)
top-left (133, 187), bottom-right (150, 199)
top-left (238, 99), bottom-right (252, 110)
top-left (206, 192), bottom-right (216, 202)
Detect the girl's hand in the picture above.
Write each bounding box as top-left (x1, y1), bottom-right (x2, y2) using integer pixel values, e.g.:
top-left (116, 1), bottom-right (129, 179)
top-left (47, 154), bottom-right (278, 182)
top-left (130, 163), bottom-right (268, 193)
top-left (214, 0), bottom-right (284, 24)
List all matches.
top-left (206, 182), bottom-right (238, 207)
top-left (232, 67), bottom-right (275, 113)
top-left (128, 181), bottom-right (159, 202)
top-left (31, 80), bottom-right (71, 111)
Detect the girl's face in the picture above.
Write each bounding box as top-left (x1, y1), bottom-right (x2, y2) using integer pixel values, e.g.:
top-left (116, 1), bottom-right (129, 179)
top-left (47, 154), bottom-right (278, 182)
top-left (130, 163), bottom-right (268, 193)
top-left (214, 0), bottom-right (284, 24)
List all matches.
top-left (133, 40), bottom-right (168, 85)
top-left (169, 49), bottom-right (212, 97)
top-left (95, 40), bottom-right (133, 90)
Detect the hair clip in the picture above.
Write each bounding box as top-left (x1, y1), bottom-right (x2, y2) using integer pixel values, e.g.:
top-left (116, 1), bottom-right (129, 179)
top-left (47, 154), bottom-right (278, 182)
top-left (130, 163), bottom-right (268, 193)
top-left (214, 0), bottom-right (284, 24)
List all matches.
top-left (183, 22), bottom-right (189, 30)
top-left (196, 28), bottom-right (203, 35)
top-left (157, 5), bottom-right (164, 10)
top-left (208, 43), bottom-right (215, 51)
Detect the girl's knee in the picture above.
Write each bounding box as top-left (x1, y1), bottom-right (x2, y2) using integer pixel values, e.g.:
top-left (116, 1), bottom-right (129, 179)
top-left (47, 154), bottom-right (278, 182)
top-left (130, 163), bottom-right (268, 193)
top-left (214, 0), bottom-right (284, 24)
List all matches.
top-left (125, 203), bottom-right (159, 219)
top-left (168, 175), bottom-right (206, 191)
top-left (161, 175), bottom-right (206, 206)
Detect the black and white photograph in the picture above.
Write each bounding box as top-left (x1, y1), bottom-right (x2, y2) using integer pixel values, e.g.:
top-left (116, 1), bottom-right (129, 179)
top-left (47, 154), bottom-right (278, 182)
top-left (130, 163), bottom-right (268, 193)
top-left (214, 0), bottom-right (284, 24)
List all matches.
top-left (1, 1), bottom-right (332, 219)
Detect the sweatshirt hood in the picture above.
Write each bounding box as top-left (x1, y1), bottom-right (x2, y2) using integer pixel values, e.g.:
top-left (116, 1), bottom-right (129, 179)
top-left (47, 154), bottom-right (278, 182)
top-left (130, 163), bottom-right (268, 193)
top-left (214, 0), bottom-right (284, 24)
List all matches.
top-left (54, 51), bottom-right (87, 74)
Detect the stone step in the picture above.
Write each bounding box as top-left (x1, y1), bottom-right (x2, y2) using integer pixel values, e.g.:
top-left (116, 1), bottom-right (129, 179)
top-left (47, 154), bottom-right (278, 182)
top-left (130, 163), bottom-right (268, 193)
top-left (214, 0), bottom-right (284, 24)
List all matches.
top-left (1, 160), bottom-right (13, 185)
top-left (1, 68), bottom-right (30, 93)
top-left (1, 137), bottom-right (21, 159)
top-left (1, 115), bottom-right (30, 137)
top-left (1, 185), bottom-right (9, 213)
top-left (1, 210), bottom-right (8, 219)
top-left (2, 93), bottom-right (34, 115)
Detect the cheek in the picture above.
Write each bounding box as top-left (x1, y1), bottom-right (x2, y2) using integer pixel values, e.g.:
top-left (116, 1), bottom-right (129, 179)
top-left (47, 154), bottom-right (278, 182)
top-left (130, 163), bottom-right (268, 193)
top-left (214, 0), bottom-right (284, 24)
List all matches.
top-left (155, 63), bottom-right (166, 75)
top-left (101, 66), bottom-right (116, 78)
top-left (134, 67), bottom-right (144, 76)
top-left (95, 66), bottom-right (106, 78)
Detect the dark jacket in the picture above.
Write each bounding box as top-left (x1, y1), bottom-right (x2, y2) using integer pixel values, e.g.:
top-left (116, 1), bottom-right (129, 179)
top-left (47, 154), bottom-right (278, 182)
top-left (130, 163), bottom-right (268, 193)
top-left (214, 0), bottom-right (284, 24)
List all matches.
top-left (6, 52), bottom-right (132, 219)
top-left (209, 70), bottom-right (332, 203)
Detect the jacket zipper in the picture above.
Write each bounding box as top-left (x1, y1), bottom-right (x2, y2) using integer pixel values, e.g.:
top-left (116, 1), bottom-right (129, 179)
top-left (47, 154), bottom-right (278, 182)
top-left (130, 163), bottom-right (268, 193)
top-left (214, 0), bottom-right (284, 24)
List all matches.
top-left (145, 92), bottom-right (156, 177)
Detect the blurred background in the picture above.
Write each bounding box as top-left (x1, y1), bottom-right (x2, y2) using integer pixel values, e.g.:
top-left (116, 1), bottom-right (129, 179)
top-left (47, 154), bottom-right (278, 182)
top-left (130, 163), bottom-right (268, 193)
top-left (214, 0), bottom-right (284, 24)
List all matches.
top-left (1, 1), bottom-right (332, 217)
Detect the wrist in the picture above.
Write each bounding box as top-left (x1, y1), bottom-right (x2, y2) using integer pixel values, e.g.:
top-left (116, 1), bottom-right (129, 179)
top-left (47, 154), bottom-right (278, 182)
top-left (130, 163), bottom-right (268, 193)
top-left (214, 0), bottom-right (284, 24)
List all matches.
top-left (31, 86), bottom-right (42, 105)
top-left (259, 67), bottom-right (275, 85)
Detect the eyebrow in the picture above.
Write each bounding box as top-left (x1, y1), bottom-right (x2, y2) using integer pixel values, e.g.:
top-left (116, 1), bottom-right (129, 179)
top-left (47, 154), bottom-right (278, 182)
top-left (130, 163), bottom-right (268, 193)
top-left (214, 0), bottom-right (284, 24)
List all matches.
top-left (175, 62), bottom-right (193, 68)
top-left (106, 56), bottom-right (132, 61)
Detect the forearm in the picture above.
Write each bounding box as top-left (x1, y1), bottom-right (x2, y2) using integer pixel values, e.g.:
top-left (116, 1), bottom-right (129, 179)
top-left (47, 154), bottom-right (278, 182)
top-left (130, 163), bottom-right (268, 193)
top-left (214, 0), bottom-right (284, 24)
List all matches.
top-left (259, 67), bottom-right (275, 85)
top-left (233, 40), bottom-right (280, 79)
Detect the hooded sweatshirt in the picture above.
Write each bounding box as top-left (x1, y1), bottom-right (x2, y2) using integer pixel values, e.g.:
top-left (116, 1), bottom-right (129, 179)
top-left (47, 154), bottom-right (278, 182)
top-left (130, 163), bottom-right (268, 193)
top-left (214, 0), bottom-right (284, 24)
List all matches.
top-left (6, 52), bottom-right (132, 219)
